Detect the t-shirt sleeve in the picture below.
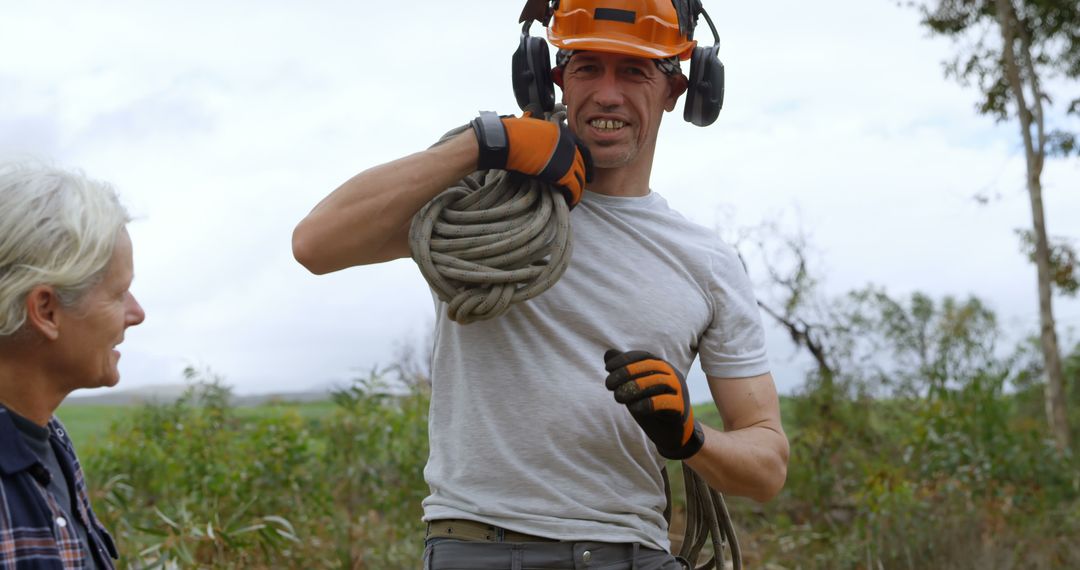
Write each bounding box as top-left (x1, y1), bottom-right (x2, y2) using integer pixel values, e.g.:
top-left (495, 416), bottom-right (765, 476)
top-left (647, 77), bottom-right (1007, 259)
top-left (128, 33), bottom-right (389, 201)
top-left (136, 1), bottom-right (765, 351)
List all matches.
top-left (698, 241), bottom-right (770, 379)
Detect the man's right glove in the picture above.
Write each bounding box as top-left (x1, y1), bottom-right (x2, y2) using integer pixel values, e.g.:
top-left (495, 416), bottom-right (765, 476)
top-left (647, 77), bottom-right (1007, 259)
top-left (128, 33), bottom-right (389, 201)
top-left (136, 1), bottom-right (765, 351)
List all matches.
top-left (470, 111), bottom-right (593, 208)
top-left (603, 349), bottom-right (705, 460)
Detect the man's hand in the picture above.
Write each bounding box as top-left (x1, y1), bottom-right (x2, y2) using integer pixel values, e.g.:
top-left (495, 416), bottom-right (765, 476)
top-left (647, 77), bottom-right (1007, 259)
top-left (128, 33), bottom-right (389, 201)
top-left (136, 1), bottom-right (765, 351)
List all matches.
top-left (470, 111), bottom-right (593, 207)
top-left (603, 349), bottom-right (704, 460)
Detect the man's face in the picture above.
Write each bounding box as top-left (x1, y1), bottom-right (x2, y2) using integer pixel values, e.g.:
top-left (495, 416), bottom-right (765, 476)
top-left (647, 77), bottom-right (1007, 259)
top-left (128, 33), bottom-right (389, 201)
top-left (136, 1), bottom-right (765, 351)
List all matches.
top-left (53, 228), bottom-right (145, 390)
top-left (560, 51), bottom-right (685, 170)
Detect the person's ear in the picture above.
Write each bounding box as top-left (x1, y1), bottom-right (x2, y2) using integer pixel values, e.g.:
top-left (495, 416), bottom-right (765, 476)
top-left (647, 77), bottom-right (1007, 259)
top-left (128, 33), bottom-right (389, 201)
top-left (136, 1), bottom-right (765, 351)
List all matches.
top-left (24, 285), bottom-right (61, 341)
top-left (665, 73), bottom-right (691, 112)
top-left (666, 74), bottom-right (689, 112)
top-left (552, 66), bottom-right (564, 88)
top-left (552, 67), bottom-right (567, 105)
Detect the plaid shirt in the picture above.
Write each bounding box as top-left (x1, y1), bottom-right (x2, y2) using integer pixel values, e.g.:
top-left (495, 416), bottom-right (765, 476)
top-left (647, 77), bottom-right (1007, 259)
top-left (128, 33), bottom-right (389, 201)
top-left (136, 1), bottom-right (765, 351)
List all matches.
top-left (0, 408), bottom-right (118, 569)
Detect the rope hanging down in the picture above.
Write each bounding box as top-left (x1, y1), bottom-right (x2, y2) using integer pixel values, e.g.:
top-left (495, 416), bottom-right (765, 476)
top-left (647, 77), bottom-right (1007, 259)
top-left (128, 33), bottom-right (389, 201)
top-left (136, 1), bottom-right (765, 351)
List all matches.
top-left (408, 108), bottom-right (741, 569)
top-left (677, 464), bottom-right (742, 570)
top-left (409, 108), bottom-right (573, 324)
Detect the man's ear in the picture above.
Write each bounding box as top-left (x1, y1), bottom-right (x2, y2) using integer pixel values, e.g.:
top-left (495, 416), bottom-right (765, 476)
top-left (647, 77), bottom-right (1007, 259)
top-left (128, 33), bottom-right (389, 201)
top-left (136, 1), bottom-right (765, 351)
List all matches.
top-left (552, 66), bottom-right (564, 88)
top-left (666, 74), bottom-right (689, 112)
top-left (24, 285), bottom-right (61, 341)
top-left (552, 67), bottom-right (567, 105)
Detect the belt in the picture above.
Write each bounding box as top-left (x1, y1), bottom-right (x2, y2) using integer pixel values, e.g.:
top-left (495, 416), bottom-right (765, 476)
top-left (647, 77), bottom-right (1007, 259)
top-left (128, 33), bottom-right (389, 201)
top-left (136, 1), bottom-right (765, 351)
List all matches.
top-left (426, 519), bottom-right (560, 543)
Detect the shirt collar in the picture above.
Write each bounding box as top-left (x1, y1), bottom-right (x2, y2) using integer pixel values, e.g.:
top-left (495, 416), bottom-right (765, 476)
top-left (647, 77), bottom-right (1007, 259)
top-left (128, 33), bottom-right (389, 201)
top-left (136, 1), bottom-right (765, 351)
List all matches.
top-left (0, 406), bottom-right (40, 476)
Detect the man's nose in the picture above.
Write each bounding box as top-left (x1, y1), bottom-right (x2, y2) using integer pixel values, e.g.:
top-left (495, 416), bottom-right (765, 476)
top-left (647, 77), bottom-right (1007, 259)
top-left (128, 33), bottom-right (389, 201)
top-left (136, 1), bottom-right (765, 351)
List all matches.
top-left (592, 69), bottom-right (624, 107)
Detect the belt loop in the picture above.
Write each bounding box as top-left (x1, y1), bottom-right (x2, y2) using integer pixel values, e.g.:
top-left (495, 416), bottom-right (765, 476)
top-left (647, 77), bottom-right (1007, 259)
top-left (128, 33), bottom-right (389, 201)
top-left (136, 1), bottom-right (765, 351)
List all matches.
top-left (511, 544), bottom-right (524, 570)
top-left (422, 540), bottom-right (434, 570)
top-left (497, 526), bottom-right (505, 542)
top-left (631, 542), bottom-right (639, 570)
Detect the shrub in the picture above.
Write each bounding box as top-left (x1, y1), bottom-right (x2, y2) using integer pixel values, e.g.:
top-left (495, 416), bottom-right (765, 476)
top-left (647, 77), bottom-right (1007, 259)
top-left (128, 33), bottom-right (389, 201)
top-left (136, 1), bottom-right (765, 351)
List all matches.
top-left (84, 368), bottom-right (429, 569)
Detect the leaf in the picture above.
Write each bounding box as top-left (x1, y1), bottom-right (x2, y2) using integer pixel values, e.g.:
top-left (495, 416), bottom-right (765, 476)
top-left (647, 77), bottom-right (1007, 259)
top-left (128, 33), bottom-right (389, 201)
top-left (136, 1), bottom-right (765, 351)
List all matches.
top-left (1046, 130), bottom-right (1078, 157)
top-left (231, 523), bottom-right (267, 535)
top-left (274, 528), bottom-right (302, 544)
top-left (261, 515), bottom-right (297, 534)
top-left (153, 508), bottom-right (180, 530)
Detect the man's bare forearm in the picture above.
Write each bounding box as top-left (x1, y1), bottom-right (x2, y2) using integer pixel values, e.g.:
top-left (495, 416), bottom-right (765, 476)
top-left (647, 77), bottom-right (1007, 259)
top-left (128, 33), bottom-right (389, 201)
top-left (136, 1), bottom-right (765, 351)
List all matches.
top-left (684, 421), bottom-right (789, 503)
top-left (293, 131), bottom-right (479, 273)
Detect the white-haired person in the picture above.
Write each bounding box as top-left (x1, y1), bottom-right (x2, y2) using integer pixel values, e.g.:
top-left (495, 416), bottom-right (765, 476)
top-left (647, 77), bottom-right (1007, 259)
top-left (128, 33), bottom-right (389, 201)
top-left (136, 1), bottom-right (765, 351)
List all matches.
top-left (0, 160), bottom-right (144, 569)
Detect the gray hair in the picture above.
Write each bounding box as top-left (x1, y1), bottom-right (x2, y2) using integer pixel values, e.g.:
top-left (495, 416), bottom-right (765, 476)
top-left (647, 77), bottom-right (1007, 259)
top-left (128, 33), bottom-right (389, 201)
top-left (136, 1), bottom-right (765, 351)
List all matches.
top-left (0, 160), bottom-right (131, 337)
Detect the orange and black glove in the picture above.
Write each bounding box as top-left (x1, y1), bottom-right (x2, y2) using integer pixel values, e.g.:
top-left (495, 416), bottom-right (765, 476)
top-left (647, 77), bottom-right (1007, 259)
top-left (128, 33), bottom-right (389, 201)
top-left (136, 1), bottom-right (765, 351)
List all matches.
top-left (470, 111), bottom-right (593, 208)
top-left (604, 349), bottom-right (705, 460)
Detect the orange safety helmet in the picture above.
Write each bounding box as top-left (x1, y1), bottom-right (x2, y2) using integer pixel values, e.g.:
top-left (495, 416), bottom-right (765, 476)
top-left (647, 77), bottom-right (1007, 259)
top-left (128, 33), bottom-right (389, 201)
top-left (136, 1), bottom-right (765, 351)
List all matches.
top-left (546, 0), bottom-right (697, 61)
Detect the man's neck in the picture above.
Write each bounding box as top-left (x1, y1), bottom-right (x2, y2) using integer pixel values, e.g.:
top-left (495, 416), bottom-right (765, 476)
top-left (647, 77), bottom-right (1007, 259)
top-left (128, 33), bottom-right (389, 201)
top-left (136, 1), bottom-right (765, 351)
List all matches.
top-left (0, 346), bottom-right (65, 426)
top-left (586, 166), bottom-right (651, 197)
top-left (585, 150), bottom-right (657, 197)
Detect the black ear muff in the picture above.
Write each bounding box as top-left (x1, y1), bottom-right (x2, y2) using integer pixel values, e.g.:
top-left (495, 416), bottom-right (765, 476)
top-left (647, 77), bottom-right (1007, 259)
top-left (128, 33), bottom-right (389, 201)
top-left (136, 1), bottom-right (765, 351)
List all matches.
top-left (684, 44), bottom-right (724, 127)
top-left (512, 22), bottom-right (555, 115)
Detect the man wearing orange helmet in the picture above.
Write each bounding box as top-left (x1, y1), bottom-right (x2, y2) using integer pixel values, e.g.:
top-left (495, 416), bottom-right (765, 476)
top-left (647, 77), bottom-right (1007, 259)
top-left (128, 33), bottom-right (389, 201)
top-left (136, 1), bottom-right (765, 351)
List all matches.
top-left (294, 0), bottom-right (787, 568)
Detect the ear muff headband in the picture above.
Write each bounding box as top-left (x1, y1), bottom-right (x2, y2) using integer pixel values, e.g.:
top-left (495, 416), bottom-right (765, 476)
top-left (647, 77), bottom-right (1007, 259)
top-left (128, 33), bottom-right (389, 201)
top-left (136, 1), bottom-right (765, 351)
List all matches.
top-left (512, 20), bottom-right (556, 115)
top-left (683, 7), bottom-right (725, 127)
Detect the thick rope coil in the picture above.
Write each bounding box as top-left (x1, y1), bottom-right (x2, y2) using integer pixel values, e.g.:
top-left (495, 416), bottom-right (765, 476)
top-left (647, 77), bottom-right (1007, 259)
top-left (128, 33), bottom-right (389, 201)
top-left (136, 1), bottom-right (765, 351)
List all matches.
top-left (409, 108), bottom-right (573, 324)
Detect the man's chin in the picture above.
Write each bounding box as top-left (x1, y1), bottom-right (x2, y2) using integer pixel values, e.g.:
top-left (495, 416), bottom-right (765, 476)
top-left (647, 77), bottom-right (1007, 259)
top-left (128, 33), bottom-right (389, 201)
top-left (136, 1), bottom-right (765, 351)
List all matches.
top-left (588, 144), bottom-right (637, 169)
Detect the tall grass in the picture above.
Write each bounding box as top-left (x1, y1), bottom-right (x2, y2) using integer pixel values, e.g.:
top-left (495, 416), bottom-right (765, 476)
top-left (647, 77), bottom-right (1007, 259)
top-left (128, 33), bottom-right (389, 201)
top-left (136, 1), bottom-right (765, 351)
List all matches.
top-left (74, 367), bottom-right (1080, 568)
top-left (83, 370), bottom-right (429, 569)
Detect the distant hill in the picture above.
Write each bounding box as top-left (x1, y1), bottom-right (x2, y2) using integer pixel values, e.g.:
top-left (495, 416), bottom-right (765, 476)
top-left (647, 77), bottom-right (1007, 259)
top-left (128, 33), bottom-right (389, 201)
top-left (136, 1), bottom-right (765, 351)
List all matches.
top-left (64, 384), bottom-right (336, 406)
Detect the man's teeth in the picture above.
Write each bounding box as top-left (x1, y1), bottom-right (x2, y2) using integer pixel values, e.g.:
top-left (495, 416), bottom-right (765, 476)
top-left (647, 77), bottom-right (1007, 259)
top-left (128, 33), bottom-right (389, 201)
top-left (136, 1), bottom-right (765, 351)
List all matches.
top-left (590, 119), bottom-right (625, 130)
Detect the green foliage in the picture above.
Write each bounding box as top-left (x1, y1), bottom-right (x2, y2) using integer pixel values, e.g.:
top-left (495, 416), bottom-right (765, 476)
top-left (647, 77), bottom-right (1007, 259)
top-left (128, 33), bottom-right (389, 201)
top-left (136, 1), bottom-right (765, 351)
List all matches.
top-left (317, 373), bottom-right (430, 568)
top-left (915, 0), bottom-right (1080, 126)
top-left (835, 287), bottom-right (1000, 397)
top-left (84, 368), bottom-right (430, 569)
top-left (71, 300), bottom-right (1080, 568)
top-left (57, 404), bottom-right (134, 445)
top-left (725, 288), bottom-right (1080, 568)
top-left (1016, 229), bottom-right (1080, 296)
top-left (1014, 338), bottom-right (1080, 452)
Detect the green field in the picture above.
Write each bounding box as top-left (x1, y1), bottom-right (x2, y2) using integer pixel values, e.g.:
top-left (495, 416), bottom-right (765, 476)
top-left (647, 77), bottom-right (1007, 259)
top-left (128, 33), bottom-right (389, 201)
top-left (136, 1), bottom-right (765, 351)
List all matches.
top-left (55, 398), bottom-right (751, 451)
top-left (57, 400), bottom-right (339, 450)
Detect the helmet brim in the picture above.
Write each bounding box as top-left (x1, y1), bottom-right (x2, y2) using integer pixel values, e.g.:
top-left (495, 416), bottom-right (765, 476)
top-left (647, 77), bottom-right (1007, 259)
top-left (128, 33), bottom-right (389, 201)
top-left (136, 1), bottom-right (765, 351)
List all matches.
top-left (549, 35), bottom-right (695, 61)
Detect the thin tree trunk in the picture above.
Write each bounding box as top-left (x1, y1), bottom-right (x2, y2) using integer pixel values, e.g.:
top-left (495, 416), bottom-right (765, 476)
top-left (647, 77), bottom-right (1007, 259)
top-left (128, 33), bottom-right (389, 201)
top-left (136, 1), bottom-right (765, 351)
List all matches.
top-left (995, 0), bottom-right (1072, 451)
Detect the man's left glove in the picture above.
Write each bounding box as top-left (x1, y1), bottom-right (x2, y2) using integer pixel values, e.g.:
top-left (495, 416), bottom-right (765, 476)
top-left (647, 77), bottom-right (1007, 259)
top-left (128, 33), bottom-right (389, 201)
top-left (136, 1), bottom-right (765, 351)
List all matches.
top-left (603, 349), bottom-right (705, 460)
top-left (470, 111), bottom-right (593, 208)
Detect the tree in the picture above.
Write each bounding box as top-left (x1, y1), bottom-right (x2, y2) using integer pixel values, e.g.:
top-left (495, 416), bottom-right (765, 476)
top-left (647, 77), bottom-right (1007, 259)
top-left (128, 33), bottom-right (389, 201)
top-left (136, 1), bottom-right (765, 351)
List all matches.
top-left (840, 288), bottom-right (1001, 397)
top-left (910, 0), bottom-right (1080, 451)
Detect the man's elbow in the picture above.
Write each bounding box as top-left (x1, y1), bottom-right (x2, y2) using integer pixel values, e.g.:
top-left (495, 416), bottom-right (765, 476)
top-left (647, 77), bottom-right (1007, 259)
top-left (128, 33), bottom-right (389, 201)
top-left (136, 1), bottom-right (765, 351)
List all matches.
top-left (292, 223), bottom-right (330, 275)
top-left (753, 436), bottom-right (790, 503)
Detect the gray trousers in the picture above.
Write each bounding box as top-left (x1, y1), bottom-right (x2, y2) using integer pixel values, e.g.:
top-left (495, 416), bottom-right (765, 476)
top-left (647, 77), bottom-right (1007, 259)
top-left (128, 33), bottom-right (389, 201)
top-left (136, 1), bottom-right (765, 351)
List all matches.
top-left (423, 538), bottom-right (689, 570)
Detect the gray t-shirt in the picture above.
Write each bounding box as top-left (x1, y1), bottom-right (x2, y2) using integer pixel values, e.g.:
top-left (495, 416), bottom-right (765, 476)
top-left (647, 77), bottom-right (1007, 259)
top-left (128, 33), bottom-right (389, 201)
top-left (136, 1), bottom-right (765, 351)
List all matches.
top-left (421, 189), bottom-right (769, 551)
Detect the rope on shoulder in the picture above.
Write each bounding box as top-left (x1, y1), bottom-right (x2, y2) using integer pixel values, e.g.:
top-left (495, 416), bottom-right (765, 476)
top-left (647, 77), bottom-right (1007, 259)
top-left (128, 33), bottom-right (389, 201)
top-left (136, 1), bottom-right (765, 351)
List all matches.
top-left (409, 106), bottom-right (741, 570)
top-left (409, 107), bottom-right (573, 325)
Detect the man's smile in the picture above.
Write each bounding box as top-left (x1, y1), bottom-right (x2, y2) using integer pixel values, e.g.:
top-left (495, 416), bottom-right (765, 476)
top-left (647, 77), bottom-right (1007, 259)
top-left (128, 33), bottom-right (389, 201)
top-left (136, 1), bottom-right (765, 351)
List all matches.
top-left (589, 118), bottom-right (627, 131)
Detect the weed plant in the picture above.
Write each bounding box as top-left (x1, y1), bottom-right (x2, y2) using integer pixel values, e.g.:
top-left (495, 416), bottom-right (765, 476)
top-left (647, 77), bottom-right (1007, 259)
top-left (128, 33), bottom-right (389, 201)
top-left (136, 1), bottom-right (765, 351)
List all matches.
top-left (83, 368), bottom-right (429, 569)
top-left (76, 356), bottom-right (1080, 568)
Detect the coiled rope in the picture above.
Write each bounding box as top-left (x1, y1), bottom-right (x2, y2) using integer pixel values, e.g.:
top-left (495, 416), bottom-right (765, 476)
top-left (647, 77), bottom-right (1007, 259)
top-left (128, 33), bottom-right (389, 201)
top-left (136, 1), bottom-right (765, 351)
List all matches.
top-left (408, 106), bottom-right (740, 569)
top-left (408, 108), bottom-right (573, 324)
top-left (673, 464), bottom-right (742, 570)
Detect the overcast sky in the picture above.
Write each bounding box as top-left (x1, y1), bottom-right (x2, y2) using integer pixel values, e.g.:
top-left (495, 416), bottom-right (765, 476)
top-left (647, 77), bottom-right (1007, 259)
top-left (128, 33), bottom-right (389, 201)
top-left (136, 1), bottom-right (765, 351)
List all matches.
top-left (3, 1), bottom-right (1078, 401)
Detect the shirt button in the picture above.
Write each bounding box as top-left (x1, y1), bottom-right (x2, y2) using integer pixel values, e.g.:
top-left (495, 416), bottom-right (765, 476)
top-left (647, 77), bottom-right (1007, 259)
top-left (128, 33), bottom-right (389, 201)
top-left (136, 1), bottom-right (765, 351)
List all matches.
top-left (56, 517), bottom-right (67, 528)
top-left (582, 550), bottom-right (592, 563)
